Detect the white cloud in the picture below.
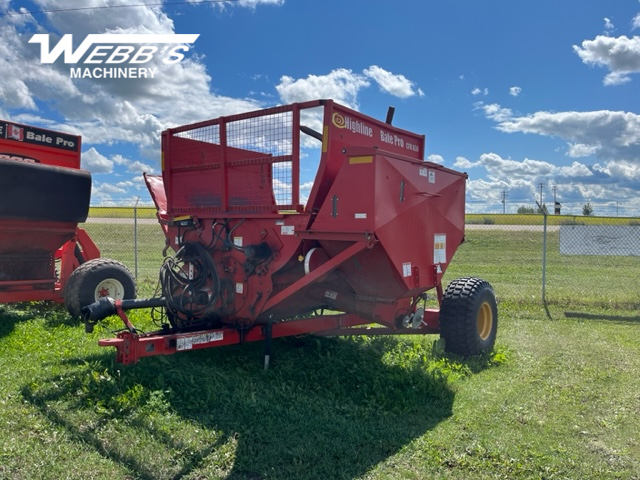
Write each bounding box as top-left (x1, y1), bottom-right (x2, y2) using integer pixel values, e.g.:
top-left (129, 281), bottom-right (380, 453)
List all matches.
top-left (460, 153), bottom-right (613, 212)
top-left (94, 182), bottom-right (126, 194)
top-left (475, 102), bottom-right (514, 122)
top-left (475, 153), bottom-right (558, 178)
top-left (603, 71), bottom-right (632, 86)
top-left (633, 13), bottom-right (640, 30)
top-left (509, 86), bottom-right (522, 97)
top-left (495, 110), bottom-right (640, 156)
top-left (112, 154), bottom-right (130, 165)
top-left (477, 102), bottom-right (640, 165)
top-left (362, 65), bottom-right (421, 98)
top-left (460, 149), bottom-right (640, 214)
top-left (567, 143), bottom-right (600, 158)
top-left (82, 147), bottom-right (113, 173)
top-left (128, 160), bottom-right (155, 173)
top-left (426, 154), bottom-right (444, 164)
top-left (453, 156), bottom-right (475, 169)
top-left (473, 103), bottom-right (640, 213)
top-left (0, 0), bottom-right (263, 162)
top-left (213, 0), bottom-right (285, 9)
top-left (276, 69), bottom-right (370, 109)
top-left (471, 87), bottom-right (488, 96)
top-left (573, 35), bottom-right (640, 85)
top-left (276, 65), bottom-right (423, 108)
top-left (604, 17), bottom-right (614, 31)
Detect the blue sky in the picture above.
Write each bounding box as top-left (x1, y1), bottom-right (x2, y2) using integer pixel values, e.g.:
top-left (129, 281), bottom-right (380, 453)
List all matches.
top-left (1, 0), bottom-right (640, 216)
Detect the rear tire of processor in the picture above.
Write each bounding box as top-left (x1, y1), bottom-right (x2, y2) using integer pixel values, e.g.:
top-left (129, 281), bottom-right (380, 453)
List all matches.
top-left (64, 258), bottom-right (136, 318)
top-left (439, 277), bottom-right (497, 356)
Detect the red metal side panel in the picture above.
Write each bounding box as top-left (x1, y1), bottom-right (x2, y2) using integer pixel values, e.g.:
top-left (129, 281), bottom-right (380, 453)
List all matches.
top-left (0, 120), bottom-right (81, 169)
top-left (310, 150), bottom-right (466, 295)
top-left (306, 101), bottom-right (425, 216)
top-left (163, 117), bottom-right (303, 216)
top-left (373, 158), bottom-right (466, 294)
top-left (164, 136), bottom-right (276, 215)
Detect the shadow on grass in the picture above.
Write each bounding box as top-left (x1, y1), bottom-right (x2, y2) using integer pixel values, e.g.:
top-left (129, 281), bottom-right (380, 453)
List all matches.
top-left (0, 302), bottom-right (65, 338)
top-left (0, 306), bottom-right (24, 338)
top-left (0, 302), bottom-right (80, 338)
top-left (564, 311), bottom-right (640, 324)
top-left (22, 335), bottom-right (462, 480)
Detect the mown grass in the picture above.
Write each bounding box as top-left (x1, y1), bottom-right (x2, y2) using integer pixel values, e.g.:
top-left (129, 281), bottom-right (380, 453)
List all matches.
top-left (1, 301), bottom-right (639, 479)
top-left (1, 215), bottom-right (638, 478)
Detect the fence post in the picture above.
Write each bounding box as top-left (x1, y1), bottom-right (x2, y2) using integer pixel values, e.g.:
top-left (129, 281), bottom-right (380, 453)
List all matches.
top-left (537, 202), bottom-right (548, 305)
top-left (134, 196), bottom-right (140, 279)
top-left (542, 212), bottom-right (547, 303)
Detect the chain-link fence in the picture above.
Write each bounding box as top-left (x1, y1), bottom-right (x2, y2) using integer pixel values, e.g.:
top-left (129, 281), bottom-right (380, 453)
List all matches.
top-left (446, 214), bottom-right (640, 311)
top-left (84, 208), bottom-right (640, 311)
top-left (83, 207), bottom-right (166, 296)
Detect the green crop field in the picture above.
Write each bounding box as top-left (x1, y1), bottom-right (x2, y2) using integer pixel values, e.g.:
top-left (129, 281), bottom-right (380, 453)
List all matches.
top-left (89, 206), bottom-right (158, 219)
top-left (1, 222), bottom-right (639, 479)
top-left (465, 213), bottom-right (640, 226)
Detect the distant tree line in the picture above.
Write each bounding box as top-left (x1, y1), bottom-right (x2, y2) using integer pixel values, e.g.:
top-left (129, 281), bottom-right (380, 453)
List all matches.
top-left (517, 203), bottom-right (593, 215)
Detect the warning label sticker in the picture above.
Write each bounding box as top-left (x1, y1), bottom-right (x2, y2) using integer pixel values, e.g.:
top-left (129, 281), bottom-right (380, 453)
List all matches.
top-left (402, 262), bottom-right (412, 277)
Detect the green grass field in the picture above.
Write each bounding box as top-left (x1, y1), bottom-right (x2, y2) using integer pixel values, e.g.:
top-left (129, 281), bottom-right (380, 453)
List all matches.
top-left (1, 219), bottom-right (639, 479)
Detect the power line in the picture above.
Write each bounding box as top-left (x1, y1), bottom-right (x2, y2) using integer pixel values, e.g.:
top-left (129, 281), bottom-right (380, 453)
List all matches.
top-left (0, 0), bottom-right (237, 17)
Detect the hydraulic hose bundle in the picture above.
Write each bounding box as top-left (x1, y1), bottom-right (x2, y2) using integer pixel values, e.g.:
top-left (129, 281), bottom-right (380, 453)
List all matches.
top-left (159, 242), bottom-right (221, 326)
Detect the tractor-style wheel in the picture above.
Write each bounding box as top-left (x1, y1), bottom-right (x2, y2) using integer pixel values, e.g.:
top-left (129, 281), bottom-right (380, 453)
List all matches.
top-left (439, 277), bottom-right (497, 356)
top-left (64, 258), bottom-right (136, 317)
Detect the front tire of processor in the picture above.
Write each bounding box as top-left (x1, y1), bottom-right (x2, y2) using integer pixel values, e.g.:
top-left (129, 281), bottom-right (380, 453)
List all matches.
top-left (64, 258), bottom-right (136, 318)
top-left (439, 277), bottom-right (497, 356)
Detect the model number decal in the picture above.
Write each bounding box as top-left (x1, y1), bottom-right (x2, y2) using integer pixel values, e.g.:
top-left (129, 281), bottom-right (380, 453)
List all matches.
top-left (176, 331), bottom-right (224, 351)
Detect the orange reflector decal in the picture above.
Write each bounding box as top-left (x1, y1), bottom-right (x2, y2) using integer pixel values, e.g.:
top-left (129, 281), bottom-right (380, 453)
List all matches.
top-left (349, 156), bottom-right (373, 164)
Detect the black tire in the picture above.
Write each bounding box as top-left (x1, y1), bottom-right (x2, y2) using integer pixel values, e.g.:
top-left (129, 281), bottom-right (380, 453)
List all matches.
top-left (440, 277), bottom-right (497, 356)
top-left (64, 258), bottom-right (136, 317)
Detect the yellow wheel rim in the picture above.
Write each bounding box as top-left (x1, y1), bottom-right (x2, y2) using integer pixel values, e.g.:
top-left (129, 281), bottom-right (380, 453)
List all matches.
top-left (477, 301), bottom-right (493, 341)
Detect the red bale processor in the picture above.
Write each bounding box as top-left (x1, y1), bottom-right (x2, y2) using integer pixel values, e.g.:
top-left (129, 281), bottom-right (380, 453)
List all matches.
top-left (84, 100), bottom-right (497, 365)
top-left (0, 120), bottom-right (135, 315)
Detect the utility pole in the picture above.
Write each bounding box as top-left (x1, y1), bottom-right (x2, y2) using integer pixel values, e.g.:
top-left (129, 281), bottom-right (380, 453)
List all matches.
top-left (501, 190), bottom-right (507, 214)
top-left (538, 182), bottom-right (545, 211)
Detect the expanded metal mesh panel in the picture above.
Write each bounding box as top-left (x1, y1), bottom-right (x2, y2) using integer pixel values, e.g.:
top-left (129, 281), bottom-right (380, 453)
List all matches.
top-left (167, 110), bottom-right (296, 213)
top-left (175, 124), bottom-right (221, 149)
top-left (227, 112), bottom-right (293, 207)
top-left (226, 112), bottom-right (292, 156)
top-left (272, 161), bottom-right (292, 206)
top-left (0, 252), bottom-right (53, 283)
